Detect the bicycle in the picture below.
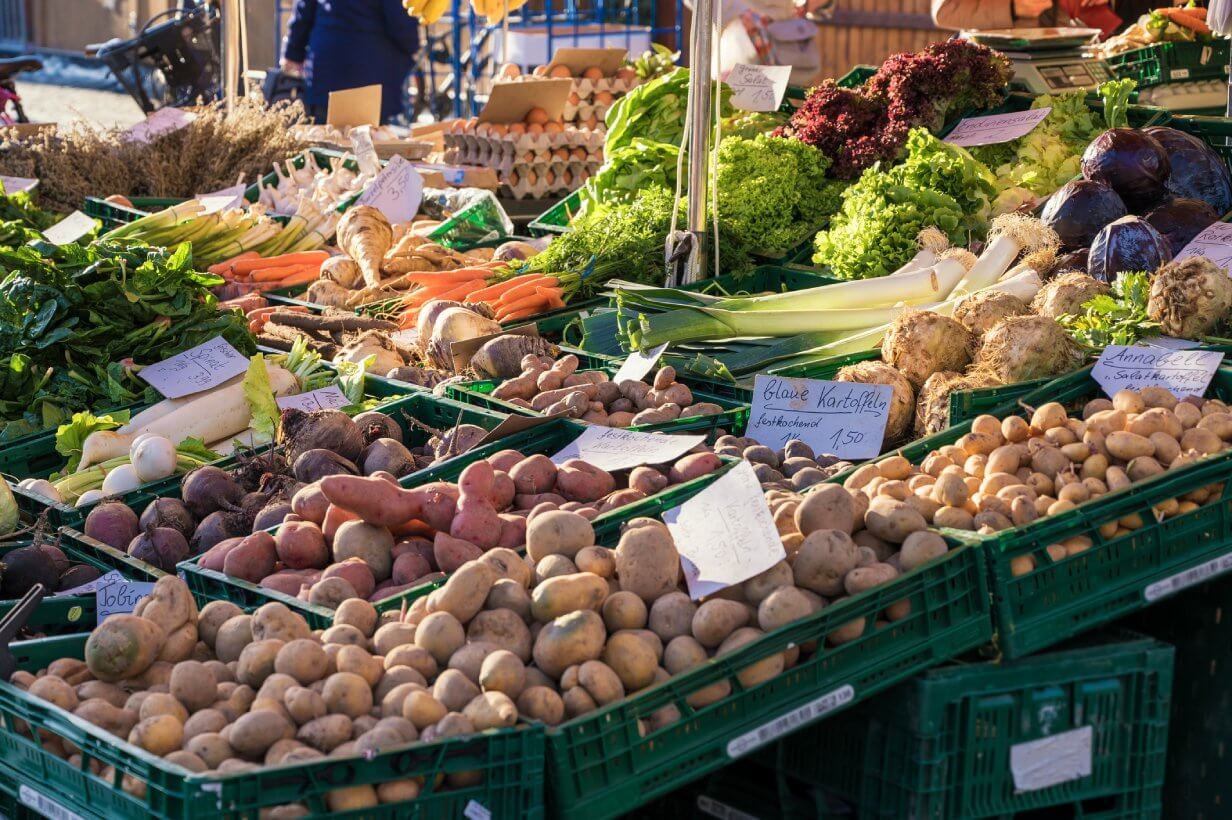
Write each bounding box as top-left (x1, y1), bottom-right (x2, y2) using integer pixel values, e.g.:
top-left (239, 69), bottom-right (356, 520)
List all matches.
top-left (0, 57), bottom-right (42, 125)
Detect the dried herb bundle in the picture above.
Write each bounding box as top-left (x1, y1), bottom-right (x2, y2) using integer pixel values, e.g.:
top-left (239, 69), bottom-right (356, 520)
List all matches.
top-left (0, 97), bottom-right (310, 212)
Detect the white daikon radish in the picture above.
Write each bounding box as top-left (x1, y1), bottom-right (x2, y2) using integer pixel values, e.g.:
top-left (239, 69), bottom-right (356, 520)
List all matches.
top-left (131, 436), bottom-right (177, 483)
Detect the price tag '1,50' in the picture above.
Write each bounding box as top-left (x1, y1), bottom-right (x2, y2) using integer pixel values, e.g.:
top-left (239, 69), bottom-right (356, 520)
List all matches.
top-left (746, 374), bottom-right (891, 459)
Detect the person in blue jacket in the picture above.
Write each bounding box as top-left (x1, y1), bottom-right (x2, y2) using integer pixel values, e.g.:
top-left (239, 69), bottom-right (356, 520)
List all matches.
top-left (281, 0), bottom-right (420, 123)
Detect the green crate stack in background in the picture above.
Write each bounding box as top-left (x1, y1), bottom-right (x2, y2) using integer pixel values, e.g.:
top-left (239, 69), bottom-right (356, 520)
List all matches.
top-left (774, 632), bottom-right (1174, 819)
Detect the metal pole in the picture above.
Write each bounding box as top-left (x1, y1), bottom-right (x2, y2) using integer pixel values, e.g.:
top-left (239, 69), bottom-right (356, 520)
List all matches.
top-left (682, 0), bottom-right (714, 284)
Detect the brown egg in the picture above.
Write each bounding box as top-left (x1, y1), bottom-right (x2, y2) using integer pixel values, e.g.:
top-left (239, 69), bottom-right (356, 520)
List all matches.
top-left (548, 64), bottom-right (573, 78)
top-left (570, 147), bottom-right (587, 160)
top-left (525, 169), bottom-right (538, 186)
top-left (581, 66), bottom-right (604, 81)
top-left (594, 90), bottom-right (614, 105)
top-left (561, 169), bottom-right (573, 186)
top-left (522, 151), bottom-right (535, 163)
top-left (509, 170), bottom-right (520, 186)
top-left (525, 107), bottom-right (550, 125)
top-left (553, 148), bottom-right (569, 161)
top-left (500, 62), bottom-right (522, 79)
top-left (507, 122), bottom-right (526, 136)
top-left (615, 66), bottom-right (637, 83)
top-left (543, 121), bottom-right (563, 135)
top-left (567, 92), bottom-right (581, 105)
top-left (532, 65), bottom-right (549, 76)
top-left (543, 169), bottom-right (557, 186)
top-left (489, 123), bottom-right (509, 137)
top-left (527, 123), bottom-right (544, 135)
top-left (581, 117), bottom-right (599, 130)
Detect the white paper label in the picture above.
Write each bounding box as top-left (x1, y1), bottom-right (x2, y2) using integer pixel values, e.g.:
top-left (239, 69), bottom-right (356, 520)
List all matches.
top-left (746, 374), bottom-right (891, 459)
top-left (356, 154), bottom-right (424, 223)
top-left (1010, 726), bottom-right (1093, 791)
top-left (1176, 221), bottom-right (1232, 267)
top-left (125, 106), bottom-right (196, 143)
top-left (19, 785), bottom-right (85, 820)
top-left (1092, 345), bottom-right (1223, 398)
top-left (549, 426), bottom-right (705, 472)
top-left (1144, 550), bottom-right (1232, 601)
top-left (96, 578), bottom-right (157, 621)
top-left (196, 184), bottom-right (246, 214)
top-left (350, 125), bottom-right (382, 176)
top-left (0, 175), bottom-right (37, 194)
top-left (696, 796), bottom-right (758, 820)
top-left (664, 461), bottom-right (786, 600)
top-left (1142, 336), bottom-right (1202, 351)
top-left (726, 63), bottom-right (792, 112)
top-left (944, 107), bottom-right (1052, 147)
top-left (726, 685), bottom-right (855, 758)
top-left (277, 385), bottom-right (350, 412)
top-left (612, 343), bottom-right (668, 384)
top-left (139, 336), bottom-right (250, 399)
top-left (54, 569), bottom-right (125, 597)
top-left (41, 210), bottom-right (96, 246)
top-left (463, 801), bottom-right (491, 820)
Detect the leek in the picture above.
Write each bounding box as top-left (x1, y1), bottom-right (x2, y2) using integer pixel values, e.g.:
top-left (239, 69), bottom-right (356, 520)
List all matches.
top-left (951, 214), bottom-right (1058, 296)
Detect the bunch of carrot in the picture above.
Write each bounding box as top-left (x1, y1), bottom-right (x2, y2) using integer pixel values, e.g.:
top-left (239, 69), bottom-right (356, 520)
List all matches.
top-left (208, 249), bottom-right (329, 291)
top-left (394, 264), bottom-right (564, 329)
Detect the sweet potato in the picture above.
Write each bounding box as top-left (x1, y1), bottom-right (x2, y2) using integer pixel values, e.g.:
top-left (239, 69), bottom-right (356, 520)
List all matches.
top-left (322, 504), bottom-right (360, 542)
top-left (260, 569), bottom-right (321, 597)
top-left (392, 552), bottom-right (432, 585)
top-left (433, 531), bottom-right (482, 573)
top-left (555, 460), bottom-right (617, 503)
top-left (319, 475), bottom-right (455, 530)
top-left (509, 454), bottom-right (558, 494)
top-left (487, 449), bottom-right (525, 473)
top-left (275, 521), bottom-right (329, 570)
top-left (322, 559), bottom-right (376, 600)
top-left (198, 537), bottom-right (243, 572)
top-left (497, 514), bottom-right (527, 548)
top-left (669, 453), bottom-right (722, 484)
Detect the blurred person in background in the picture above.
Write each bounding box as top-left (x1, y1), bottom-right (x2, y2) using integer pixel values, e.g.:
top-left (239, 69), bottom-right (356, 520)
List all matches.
top-left (281, 0), bottom-right (420, 123)
top-left (931, 0), bottom-right (1194, 36)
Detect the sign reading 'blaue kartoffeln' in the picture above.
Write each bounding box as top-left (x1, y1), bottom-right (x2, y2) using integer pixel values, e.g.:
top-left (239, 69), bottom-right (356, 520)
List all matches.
top-left (746, 374), bottom-right (891, 459)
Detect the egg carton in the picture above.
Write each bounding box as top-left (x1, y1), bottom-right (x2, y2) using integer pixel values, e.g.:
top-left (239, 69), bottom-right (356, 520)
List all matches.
top-left (504, 74), bottom-right (639, 98)
top-left (561, 100), bottom-right (612, 126)
top-left (495, 158), bottom-right (598, 199)
top-left (443, 132), bottom-right (603, 167)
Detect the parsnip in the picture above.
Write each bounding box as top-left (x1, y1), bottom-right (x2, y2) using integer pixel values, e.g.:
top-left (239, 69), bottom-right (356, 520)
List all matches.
top-left (79, 365), bottom-right (298, 470)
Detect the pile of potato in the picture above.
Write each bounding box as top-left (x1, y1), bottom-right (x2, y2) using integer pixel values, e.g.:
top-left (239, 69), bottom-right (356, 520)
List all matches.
top-left (489, 358), bottom-right (724, 427)
top-left (202, 447), bottom-right (724, 609)
top-left (711, 435), bottom-right (853, 492)
top-left (12, 577), bottom-right (523, 813)
top-left (839, 386), bottom-right (1232, 576)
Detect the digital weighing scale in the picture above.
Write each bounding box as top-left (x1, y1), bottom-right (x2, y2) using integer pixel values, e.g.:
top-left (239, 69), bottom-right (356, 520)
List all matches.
top-left (965, 26), bottom-right (1229, 112)
top-left (964, 28), bottom-right (1114, 93)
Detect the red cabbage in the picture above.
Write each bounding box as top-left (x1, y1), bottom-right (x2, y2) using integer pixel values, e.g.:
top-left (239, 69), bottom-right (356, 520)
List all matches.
top-left (1144, 197), bottom-right (1219, 257)
top-left (1040, 179), bottom-right (1127, 248)
top-left (1087, 215), bottom-right (1172, 284)
top-left (1143, 126), bottom-right (1232, 215)
top-left (1080, 129), bottom-right (1171, 212)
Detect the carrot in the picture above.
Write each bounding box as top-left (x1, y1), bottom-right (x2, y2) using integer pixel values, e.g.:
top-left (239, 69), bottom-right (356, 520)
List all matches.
top-left (435, 279), bottom-right (488, 301)
top-left (498, 276), bottom-right (560, 304)
top-left (536, 286), bottom-right (566, 310)
top-left (495, 293), bottom-right (548, 321)
top-left (1156, 7), bottom-right (1210, 32)
top-left (229, 250), bottom-right (328, 276)
top-left (401, 270), bottom-right (493, 288)
top-left (465, 275), bottom-right (554, 303)
top-left (277, 268), bottom-right (322, 287)
top-left (249, 263), bottom-right (316, 282)
top-left (209, 251), bottom-right (258, 275)
top-left (499, 306), bottom-right (547, 322)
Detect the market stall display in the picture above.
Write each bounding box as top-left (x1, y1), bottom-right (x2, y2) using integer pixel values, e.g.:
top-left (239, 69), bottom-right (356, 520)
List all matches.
top-left (8, 32), bottom-right (1232, 820)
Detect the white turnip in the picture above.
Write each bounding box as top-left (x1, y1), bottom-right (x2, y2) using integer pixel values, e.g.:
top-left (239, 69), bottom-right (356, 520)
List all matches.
top-left (101, 465), bottom-right (142, 496)
top-left (131, 435), bottom-right (177, 483)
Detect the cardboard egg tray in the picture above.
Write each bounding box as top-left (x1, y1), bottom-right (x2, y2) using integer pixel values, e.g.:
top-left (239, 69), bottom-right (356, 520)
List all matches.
top-left (501, 159), bottom-right (600, 200)
top-left (443, 128), bottom-right (604, 167)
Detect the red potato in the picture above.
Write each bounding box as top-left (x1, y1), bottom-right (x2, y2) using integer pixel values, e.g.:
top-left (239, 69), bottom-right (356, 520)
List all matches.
top-left (370, 581), bottom-right (421, 602)
top-left (491, 472), bottom-right (516, 510)
top-left (199, 537), bottom-right (243, 572)
top-left (487, 449), bottom-right (525, 473)
top-left (322, 559), bottom-right (376, 600)
top-left (497, 515), bottom-right (527, 548)
top-left (527, 502), bottom-right (560, 521)
top-left (597, 489), bottom-right (646, 514)
top-left (555, 460), bottom-right (617, 503)
top-left (322, 505), bottom-right (360, 542)
top-left (390, 519), bottom-right (435, 539)
top-left (393, 552), bottom-right (432, 585)
top-left (628, 467), bottom-right (668, 496)
top-left (261, 569), bottom-right (322, 596)
top-left (291, 485), bottom-right (330, 524)
top-left (392, 537), bottom-right (436, 568)
top-left (509, 455), bottom-right (558, 494)
top-left (434, 532), bottom-right (483, 573)
top-left (223, 532), bottom-right (278, 583)
top-left (450, 462), bottom-right (502, 549)
top-left (670, 453), bottom-right (723, 484)
top-left (275, 521), bottom-right (330, 570)
top-left (515, 493), bottom-right (568, 509)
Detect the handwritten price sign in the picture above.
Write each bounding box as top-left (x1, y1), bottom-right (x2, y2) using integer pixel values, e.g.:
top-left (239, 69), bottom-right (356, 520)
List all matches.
top-left (138, 336), bottom-right (250, 399)
top-left (746, 375), bottom-right (891, 459)
top-left (1093, 345), bottom-right (1224, 398)
top-left (356, 154), bottom-right (424, 223)
top-left (726, 64), bottom-right (792, 113)
top-left (549, 426), bottom-right (705, 472)
top-left (944, 107), bottom-right (1052, 148)
top-left (1175, 221), bottom-right (1232, 269)
top-left (277, 385), bottom-right (351, 412)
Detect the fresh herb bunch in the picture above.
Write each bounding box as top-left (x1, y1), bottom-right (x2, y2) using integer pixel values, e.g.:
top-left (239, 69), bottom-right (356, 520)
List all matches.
top-left (522, 186), bottom-right (751, 294)
top-left (1058, 270), bottom-right (1158, 348)
top-left (812, 129), bottom-right (992, 279)
top-left (781, 40), bottom-right (1010, 179)
top-left (604, 68), bottom-right (732, 155)
top-left (716, 134), bottom-right (846, 253)
top-left (0, 240), bottom-right (254, 441)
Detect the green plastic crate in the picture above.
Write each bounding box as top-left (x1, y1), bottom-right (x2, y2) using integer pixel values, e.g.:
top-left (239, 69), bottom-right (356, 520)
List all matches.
top-left (83, 197), bottom-right (186, 231)
top-left (0, 633), bottom-right (544, 820)
top-left (178, 417), bottom-right (735, 630)
top-left (1106, 40), bottom-right (1231, 90)
top-left (0, 528), bottom-right (166, 635)
top-left (446, 364), bottom-right (748, 437)
top-left (1124, 566), bottom-right (1232, 819)
top-left (5, 377), bottom-right (421, 530)
top-left (848, 364), bottom-right (1232, 659)
top-left (535, 538), bottom-right (990, 820)
top-left (777, 631), bottom-right (1174, 819)
top-left (528, 190), bottom-right (581, 237)
top-left (643, 758), bottom-right (842, 819)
